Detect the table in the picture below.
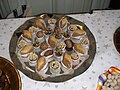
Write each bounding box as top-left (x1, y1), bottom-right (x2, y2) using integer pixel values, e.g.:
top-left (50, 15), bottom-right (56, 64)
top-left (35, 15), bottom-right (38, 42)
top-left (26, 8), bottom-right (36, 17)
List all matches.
top-left (0, 10), bottom-right (120, 90)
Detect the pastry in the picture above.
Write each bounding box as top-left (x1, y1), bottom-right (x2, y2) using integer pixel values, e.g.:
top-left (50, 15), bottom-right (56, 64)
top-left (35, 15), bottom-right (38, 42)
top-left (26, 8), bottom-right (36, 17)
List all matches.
top-left (74, 43), bottom-right (85, 54)
top-left (35, 19), bottom-right (46, 30)
top-left (28, 52), bottom-right (38, 66)
top-left (36, 31), bottom-right (44, 38)
top-left (33, 42), bottom-right (40, 47)
top-left (76, 25), bottom-right (83, 30)
top-left (28, 52), bottom-right (38, 61)
top-left (23, 30), bottom-right (32, 41)
top-left (44, 50), bottom-right (53, 57)
top-left (40, 41), bottom-right (48, 51)
top-left (60, 16), bottom-right (68, 28)
top-left (68, 24), bottom-right (77, 31)
top-left (55, 33), bottom-right (62, 39)
top-left (71, 52), bottom-right (79, 60)
top-left (55, 49), bottom-right (63, 56)
top-left (50, 61), bottom-right (59, 70)
top-left (54, 27), bottom-right (61, 34)
top-left (29, 26), bottom-right (36, 33)
top-left (71, 52), bottom-right (80, 66)
top-left (48, 18), bottom-right (57, 25)
top-left (62, 53), bottom-right (72, 68)
top-left (49, 60), bottom-right (61, 74)
top-left (48, 35), bottom-right (58, 48)
top-left (63, 31), bottom-right (70, 38)
top-left (72, 29), bottom-right (85, 37)
top-left (17, 39), bottom-right (26, 49)
top-left (80, 38), bottom-right (89, 45)
top-left (57, 41), bottom-right (66, 50)
top-left (44, 29), bottom-right (52, 35)
top-left (20, 45), bottom-right (33, 55)
top-left (37, 56), bottom-right (46, 71)
top-left (65, 39), bottom-right (73, 51)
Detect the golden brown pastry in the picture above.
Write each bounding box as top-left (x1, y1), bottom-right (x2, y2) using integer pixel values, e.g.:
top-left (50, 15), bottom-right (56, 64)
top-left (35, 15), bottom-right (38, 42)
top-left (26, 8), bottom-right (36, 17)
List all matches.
top-left (36, 31), bottom-right (44, 38)
top-left (54, 27), bottom-right (61, 34)
top-left (44, 50), bottom-right (53, 57)
top-left (65, 39), bottom-right (73, 49)
top-left (72, 29), bottom-right (85, 37)
top-left (35, 19), bottom-right (46, 30)
top-left (29, 26), bottom-right (36, 33)
top-left (20, 45), bottom-right (33, 54)
top-left (69, 24), bottom-right (77, 31)
top-left (62, 53), bottom-right (72, 68)
top-left (74, 43), bottom-right (85, 54)
top-left (37, 56), bottom-right (46, 71)
top-left (48, 35), bottom-right (58, 48)
top-left (23, 30), bottom-right (32, 41)
top-left (60, 16), bottom-right (68, 28)
top-left (64, 39), bottom-right (73, 51)
top-left (71, 52), bottom-right (79, 60)
top-left (40, 41), bottom-right (48, 51)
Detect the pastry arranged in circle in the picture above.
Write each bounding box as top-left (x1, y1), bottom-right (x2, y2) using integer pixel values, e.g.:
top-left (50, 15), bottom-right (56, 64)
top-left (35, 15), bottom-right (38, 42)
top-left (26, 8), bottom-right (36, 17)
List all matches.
top-left (23, 30), bottom-right (33, 41)
top-left (16, 16), bottom-right (90, 79)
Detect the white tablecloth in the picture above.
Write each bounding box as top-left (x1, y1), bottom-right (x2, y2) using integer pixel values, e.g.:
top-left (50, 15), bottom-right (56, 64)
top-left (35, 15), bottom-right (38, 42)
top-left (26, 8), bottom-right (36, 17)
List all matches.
top-left (0, 10), bottom-right (120, 90)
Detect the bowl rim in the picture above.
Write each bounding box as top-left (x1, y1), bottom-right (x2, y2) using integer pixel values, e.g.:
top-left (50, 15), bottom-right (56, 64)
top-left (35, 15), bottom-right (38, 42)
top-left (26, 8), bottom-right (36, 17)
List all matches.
top-left (0, 56), bottom-right (22, 90)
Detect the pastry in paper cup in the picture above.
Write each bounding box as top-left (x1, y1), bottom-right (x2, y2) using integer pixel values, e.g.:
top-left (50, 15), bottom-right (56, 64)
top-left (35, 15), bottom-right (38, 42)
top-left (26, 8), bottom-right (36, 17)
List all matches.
top-left (33, 42), bottom-right (40, 53)
top-left (35, 19), bottom-right (47, 30)
top-left (74, 43), bottom-right (86, 55)
top-left (48, 35), bottom-right (58, 48)
top-left (80, 37), bottom-right (89, 49)
top-left (61, 53), bottom-right (73, 72)
top-left (22, 30), bottom-right (33, 43)
top-left (28, 52), bottom-right (38, 66)
top-left (17, 45), bottom-right (34, 62)
top-left (71, 29), bottom-right (86, 40)
top-left (40, 41), bottom-right (48, 51)
top-left (68, 24), bottom-right (77, 34)
top-left (74, 43), bottom-right (89, 60)
top-left (17, 39), bottom-right (27, 49)
top-left (56, 41), bottom-right (66, 51)
top-left (28, 26), bottom-right (37, 33)
top-left (59, 16), bottom-right (68, 32)
top-left (36, 31), bottom-right (45, 42)
top-left (54, 27), bottom-right (61, 34)
top-left (49, 60), bottom-right (61, 75)
top-left (40, 48), bottom-right (54, 62)
top-left (20, 45), bottom-right (34, 58)
top-left (54, 49), bottom-right (63, 62)
top-left (64, 39), bottom-right (74, 52)
top-left (71, 51), bottom-right (80, 66)
top-left (35, 56), bottom-right (48, 78)
top-left (55, 33), bottom-right (63, 42)
top-left (48, 18), bottom-right (57, 30)
top-left (63, 31), bottom-right (70, 40)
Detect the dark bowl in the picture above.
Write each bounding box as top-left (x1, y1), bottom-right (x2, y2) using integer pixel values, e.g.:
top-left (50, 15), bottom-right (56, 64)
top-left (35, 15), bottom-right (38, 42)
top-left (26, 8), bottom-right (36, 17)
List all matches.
top-left (0, 56), bottom-right (21, 90)
top-left (114, 27), bottom-right (120, 54)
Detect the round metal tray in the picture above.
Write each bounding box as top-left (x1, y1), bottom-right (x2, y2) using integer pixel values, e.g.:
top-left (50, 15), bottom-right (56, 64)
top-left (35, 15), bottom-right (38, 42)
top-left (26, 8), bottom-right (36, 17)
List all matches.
top-left (9, 14), bottom-right (96, 82)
